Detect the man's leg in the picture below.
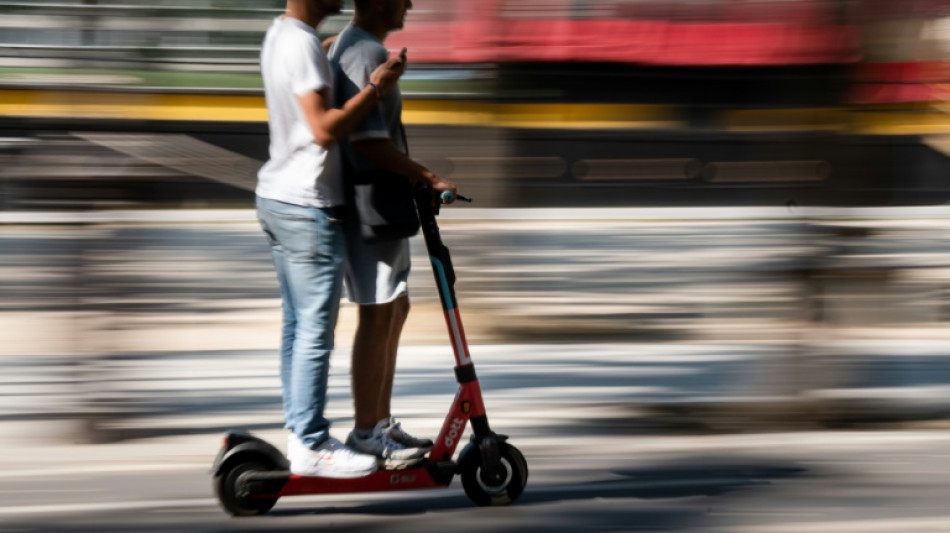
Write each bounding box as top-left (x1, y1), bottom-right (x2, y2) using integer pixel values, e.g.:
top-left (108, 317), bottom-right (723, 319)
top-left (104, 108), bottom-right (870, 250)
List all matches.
top-left (343, 227), bottom-right (427, 465)
top-left (275, 254), bottom-right (298, 430)
top-left (351, 301), bottom-right (397, 430)
top-left (360, 294), bottom-right (432, 451)
top-left (377, 294), bottom-right (410, 421)
top-left (286, 250), bottom-right (343, 447)
top-left (258, 198), bottom-right (345, 448)
top-left (349, 295), bottom-right (428, 467)
top-left (257, 197), bottom-right (297, 431)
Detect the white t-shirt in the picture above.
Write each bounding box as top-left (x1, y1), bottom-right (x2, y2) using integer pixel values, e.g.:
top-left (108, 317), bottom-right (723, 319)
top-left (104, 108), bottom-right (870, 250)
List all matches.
top-left (256, 16), bottom-right (343, 208)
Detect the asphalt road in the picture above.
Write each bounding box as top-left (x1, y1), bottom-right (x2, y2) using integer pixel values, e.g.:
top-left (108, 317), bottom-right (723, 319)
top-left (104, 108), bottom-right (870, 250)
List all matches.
top-left (1, 339), bottom-right (949, 532)
top-left (3, 209), bottom-right (950, 531)
top-left (2, 420), bottom-right (950, 532)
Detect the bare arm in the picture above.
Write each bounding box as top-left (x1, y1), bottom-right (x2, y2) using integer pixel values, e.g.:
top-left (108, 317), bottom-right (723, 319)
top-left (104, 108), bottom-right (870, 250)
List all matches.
top-left (297, 55), bottom-right (404, 148)
top-left (297, 85), bottom-right (378, 148)
top-left (352, 138), bottom-right (456, 195)
top-left (322, 35), bottom-right (338, 53)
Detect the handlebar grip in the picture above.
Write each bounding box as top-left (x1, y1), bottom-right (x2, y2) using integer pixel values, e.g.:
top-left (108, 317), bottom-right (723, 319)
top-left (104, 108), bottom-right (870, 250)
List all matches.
top-left (440, 190), bottom-right (456, 204)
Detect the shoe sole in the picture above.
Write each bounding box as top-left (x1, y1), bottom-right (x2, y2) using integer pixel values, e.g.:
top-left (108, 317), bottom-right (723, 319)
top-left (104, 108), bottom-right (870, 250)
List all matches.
top-left (346, 437), bottom-right (430, 470)
top-left (379, 455), bottom-right (426, 470)
top-left (290, 465), bottom-right (378, 478)
top-left (391, 439), bottom-right (434, 450)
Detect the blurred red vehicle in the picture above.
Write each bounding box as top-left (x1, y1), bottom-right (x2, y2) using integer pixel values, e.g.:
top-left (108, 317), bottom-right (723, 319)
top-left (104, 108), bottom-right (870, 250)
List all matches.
top-left (387, 0), bottom-right (859, 66)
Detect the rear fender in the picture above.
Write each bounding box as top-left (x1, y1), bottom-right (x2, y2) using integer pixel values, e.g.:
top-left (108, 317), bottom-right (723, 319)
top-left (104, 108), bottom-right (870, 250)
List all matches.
top-left (211, 431), bottom-right (289, 475)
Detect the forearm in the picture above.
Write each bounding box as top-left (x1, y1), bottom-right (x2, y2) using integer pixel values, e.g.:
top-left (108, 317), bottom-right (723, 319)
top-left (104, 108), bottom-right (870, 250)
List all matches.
top-left (353, 139), bottom-right (437, 186)
top-left (305, 85), bottom-right (380, 147)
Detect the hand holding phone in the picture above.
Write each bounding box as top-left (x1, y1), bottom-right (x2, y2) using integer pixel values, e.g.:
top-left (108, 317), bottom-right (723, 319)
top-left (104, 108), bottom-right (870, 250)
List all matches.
top-left (371, 48), bottom-right (409, 95)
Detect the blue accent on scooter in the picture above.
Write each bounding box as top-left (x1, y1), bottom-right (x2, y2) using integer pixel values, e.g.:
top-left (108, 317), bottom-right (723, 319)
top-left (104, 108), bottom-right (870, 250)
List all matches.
top-left (430, 256), bottom-right (455, 311)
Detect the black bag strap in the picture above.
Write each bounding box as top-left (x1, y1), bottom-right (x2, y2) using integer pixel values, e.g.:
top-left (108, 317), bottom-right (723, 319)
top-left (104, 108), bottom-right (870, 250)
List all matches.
top-left (399, 120), bottom-right (409, 158)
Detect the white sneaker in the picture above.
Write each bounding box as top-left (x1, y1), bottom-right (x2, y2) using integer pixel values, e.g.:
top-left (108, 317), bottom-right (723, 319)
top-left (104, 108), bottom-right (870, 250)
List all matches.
top-left (386, 417), bottom-right (434, 451)
top-left (346, 419), bottom-right (428, 469)
top-left (287, 433), bottom-right (378, 478)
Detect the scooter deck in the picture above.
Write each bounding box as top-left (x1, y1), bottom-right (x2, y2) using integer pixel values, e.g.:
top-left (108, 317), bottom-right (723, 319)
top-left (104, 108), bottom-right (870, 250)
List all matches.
top-left (244, 460), bottom-right (456, 498)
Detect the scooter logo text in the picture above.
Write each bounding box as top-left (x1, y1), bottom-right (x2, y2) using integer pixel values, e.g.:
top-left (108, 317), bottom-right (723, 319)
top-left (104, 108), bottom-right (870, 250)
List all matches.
top-left (390, 473), bottom-right (417, 485)
top-left (444, 417), bottom-right (465, 447)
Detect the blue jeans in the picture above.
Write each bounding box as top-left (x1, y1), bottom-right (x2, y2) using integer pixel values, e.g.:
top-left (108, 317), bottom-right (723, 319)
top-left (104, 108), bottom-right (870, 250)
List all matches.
top-left (256, 196), bottom-right (345, 448)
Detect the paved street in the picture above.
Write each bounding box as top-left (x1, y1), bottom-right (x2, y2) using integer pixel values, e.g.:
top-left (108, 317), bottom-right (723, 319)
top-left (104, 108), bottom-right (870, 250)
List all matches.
top-left (1, 340), bottom-right (950, 532)
top-left (3, 208), bottom-right (950, 531)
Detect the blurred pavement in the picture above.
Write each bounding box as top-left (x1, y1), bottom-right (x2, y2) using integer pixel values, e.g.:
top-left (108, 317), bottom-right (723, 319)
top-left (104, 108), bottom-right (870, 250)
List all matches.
top-left (4, 206), bottom-right (950, 448)
top-left (3, 207), bottom-right (950, 531)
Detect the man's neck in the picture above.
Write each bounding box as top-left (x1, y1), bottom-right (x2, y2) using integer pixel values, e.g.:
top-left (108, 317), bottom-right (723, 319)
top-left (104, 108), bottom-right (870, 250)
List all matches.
top-left (353, 14), bottom-right (387, 41)
top-left (285, 2), bottom-right (324, 29)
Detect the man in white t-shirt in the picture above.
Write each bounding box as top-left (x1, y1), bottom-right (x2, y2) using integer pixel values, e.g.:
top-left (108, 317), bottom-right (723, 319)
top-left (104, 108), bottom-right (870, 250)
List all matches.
top-left (255, 0), bottom-right (406, 479)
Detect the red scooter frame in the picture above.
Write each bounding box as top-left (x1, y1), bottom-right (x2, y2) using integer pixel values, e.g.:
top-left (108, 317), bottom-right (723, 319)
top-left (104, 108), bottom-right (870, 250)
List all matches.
top-left (212, 188), bottom-right (528, 516)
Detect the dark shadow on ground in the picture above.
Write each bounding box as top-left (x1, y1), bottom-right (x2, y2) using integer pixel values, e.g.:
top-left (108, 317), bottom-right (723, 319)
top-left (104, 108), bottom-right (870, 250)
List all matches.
top-left (3, 457), bottom-right (805, 532)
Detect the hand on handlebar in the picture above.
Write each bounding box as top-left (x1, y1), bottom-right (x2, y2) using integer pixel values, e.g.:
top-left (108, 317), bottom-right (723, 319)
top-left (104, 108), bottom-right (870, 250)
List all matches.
top-left (428, 176), bottom-right (457, 206)
top-left (439, 190), bottom-right (473, 204)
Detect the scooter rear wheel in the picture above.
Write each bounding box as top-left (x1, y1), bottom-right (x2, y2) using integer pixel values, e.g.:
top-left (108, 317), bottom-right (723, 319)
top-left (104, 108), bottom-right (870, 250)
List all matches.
top-left (458, 441), bottom-right (528, 506)
top-left (214, 459), bottom-right (279, 516)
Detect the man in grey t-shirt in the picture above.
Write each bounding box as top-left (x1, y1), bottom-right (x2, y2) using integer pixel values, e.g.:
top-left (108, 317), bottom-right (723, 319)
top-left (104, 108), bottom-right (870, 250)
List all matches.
top-left (331, 26), bottom-right (408, 173)
top-left (329, 0), bottom-right (456, 468)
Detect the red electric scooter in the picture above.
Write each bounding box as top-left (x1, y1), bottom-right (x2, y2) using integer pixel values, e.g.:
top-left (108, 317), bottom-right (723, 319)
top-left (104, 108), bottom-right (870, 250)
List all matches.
top-left (211, 188), bottom-right (528, 516)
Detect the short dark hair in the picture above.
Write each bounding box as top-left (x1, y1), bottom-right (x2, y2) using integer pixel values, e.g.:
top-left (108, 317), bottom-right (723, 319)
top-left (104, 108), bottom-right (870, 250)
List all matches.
top-left (353, 0), bottom-right (372, 13)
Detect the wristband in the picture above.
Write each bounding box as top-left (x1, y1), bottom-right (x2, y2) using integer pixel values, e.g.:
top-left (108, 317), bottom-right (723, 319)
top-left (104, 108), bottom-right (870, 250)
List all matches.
top-left (367, 81), bottom-right (381, 98)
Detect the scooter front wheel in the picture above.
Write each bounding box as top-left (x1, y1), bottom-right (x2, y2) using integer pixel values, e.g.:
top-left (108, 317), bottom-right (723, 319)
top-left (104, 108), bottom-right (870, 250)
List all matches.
top-left (213, 459), bottom-right (279, 516)
top-left (458, 441), bottom-right (528, 506)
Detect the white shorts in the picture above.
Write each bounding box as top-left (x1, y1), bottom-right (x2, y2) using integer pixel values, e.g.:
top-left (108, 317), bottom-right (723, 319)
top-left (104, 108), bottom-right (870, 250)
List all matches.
top-left (343, 218), bottom-right (411, 305)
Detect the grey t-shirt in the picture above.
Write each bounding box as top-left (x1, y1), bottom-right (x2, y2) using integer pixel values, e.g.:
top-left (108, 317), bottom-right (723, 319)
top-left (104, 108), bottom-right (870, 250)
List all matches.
top-left (328, 24), bottom-right (407, 176)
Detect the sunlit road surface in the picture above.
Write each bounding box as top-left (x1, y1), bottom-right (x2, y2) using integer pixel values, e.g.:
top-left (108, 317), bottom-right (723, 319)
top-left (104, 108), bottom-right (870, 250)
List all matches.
top-left (0, 343), bottom-right (949, 532)
top-left (3, 207), bottom-right (950, 531)
top-left (0, 356), bottom-right (949, 533)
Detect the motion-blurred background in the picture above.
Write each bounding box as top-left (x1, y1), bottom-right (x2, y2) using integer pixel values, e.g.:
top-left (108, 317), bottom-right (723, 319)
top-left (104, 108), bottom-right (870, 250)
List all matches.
top-left (3, 0), bottom-right (950, 209)
top-left (4, 0), bottom-right (950, 446)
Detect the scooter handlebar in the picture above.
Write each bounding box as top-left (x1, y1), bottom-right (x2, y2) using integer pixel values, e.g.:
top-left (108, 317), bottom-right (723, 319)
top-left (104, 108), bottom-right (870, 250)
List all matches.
top-left (439, 190), bottom-right (473, 205)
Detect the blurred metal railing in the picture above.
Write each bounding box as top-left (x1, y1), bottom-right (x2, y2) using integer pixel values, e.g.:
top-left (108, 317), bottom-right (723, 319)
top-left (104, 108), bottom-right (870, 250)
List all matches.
top-left (0, 1), bottom-right (354, 75)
